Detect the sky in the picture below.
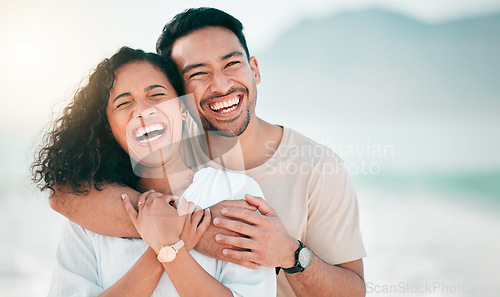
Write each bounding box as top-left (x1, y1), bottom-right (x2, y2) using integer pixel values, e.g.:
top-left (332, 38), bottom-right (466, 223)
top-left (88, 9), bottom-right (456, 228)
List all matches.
top-left (1, 0), bottom-right (500, 131)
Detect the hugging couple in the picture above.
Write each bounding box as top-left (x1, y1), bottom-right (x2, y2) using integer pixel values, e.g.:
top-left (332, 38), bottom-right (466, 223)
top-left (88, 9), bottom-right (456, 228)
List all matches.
top-left (32, 7), bottom-right (366, 297)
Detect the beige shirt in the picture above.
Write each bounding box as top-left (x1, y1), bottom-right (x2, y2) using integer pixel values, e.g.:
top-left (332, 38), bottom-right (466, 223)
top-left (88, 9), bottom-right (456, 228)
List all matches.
top-left (182, 123), bottom-right (366, 297)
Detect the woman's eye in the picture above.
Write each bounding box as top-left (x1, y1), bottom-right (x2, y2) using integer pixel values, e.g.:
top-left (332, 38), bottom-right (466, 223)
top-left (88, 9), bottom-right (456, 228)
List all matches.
top-left (116, 101), bottom-right (132, 109)
top-left (149, 93), bottom-right (168, 101)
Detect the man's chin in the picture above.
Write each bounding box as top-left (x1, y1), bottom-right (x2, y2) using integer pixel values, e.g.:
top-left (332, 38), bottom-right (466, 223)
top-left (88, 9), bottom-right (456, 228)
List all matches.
top-left (202, 119), bottom-right (248, 138)
top-left (208, 129), bottom-right (241, 137)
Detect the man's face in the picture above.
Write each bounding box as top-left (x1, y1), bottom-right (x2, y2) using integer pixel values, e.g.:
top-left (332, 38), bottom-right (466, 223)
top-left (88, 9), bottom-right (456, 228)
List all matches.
top-left (171, 26), bottom-right (261, 137)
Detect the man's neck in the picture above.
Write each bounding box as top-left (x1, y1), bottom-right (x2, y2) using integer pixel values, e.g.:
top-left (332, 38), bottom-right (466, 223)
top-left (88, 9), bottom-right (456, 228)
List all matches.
top-left (203, 115), bottom-right (283, 171)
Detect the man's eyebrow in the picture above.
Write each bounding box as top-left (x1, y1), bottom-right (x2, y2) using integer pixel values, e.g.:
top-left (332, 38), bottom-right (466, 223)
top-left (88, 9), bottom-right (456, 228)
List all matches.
top-left (220, 51), bottom-right (244, 61)
top-left (145, 85), bottom-right (167, 92)
top-left (113, 92), bottom-right (131, 103)
top-left (181, 63), bottom-right (206, 75)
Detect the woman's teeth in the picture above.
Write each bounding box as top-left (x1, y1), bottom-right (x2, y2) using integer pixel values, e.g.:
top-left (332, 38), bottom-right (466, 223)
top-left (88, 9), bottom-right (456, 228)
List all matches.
top-left (209, 97), bottom-right (240, 113)
top-left (134, 123), bottom-right (165, 143)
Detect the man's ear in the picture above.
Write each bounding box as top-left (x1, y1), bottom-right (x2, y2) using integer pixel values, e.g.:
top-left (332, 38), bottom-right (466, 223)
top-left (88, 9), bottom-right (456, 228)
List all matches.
top-left (249, 56), bottom-right (261, 85)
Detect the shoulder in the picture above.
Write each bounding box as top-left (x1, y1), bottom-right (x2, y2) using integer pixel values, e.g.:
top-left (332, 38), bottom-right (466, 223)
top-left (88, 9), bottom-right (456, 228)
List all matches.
top-left (280, 127), bottom-right (345, 170)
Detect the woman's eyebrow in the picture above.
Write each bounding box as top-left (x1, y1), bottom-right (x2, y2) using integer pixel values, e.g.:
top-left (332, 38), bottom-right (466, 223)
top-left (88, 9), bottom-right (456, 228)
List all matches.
top-left (113, 92), bottom-right (131, 103)
top-left (145, 85), bottom-right (167, 92)
top-left (113, 85), bottom-right (167, 103)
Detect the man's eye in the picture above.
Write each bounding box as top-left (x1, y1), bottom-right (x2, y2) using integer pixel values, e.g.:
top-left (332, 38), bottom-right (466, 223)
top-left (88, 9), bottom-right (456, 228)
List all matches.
top-left (189, 72), bottom-right (207, 79)
top-left (225, 61), bottom-right (240, 68)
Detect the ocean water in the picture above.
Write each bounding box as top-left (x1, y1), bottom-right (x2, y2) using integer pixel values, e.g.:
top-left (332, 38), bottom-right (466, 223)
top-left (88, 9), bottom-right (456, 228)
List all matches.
top-left (356, 178), bottom-right (500, 297)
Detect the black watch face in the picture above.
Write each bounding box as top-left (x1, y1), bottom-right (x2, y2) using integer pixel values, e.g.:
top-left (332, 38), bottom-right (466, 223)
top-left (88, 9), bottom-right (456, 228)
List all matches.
top-left (298, 247), bottom-right (312, 269)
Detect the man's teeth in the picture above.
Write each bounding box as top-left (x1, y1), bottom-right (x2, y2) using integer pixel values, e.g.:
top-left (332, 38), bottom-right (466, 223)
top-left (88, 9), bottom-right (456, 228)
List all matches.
top-left (209, 97), bottom-right (240, 112)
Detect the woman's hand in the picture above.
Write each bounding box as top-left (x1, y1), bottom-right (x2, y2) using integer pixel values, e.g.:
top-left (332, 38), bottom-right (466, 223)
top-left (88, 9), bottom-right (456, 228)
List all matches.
top-left (181, 203), bottom-right (211, 251)
top-left (123, 190), bottom-right (185, 253)
top-left (122, 191), bottom-right (211, 253)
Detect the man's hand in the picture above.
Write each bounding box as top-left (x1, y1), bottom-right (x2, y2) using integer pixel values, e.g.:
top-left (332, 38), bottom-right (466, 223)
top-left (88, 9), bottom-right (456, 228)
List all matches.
top-left (194, 199), bottom-right (260, 269)
top-left (213, 194), bottom-right (299, 268)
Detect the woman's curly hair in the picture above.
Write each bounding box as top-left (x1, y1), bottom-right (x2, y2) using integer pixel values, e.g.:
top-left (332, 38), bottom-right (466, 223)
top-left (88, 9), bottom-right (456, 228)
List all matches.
top-left (31, 47), bottom-right (184, 194)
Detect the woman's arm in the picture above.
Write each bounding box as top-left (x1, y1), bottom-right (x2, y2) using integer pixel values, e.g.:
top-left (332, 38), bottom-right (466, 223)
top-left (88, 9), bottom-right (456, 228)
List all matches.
top-left (123, 192), bottom-right (234, 297)
top-left (161, 248), bottom-right (233, 297)
top-left (49, 222), bottom-right (162, 297)
top-left (98, 247), bottom-right (163, 297)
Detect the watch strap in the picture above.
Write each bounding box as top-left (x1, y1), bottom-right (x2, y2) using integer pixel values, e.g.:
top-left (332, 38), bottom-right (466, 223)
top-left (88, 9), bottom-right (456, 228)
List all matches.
top-left (282, 240), bottom-right (307, 274)
top-left (172, 239), bottom-right (185, 252)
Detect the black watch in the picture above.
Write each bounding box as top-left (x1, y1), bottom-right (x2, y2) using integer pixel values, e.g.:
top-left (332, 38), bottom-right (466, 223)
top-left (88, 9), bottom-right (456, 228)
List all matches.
top-left (282, 240), bottom-right (312, 274)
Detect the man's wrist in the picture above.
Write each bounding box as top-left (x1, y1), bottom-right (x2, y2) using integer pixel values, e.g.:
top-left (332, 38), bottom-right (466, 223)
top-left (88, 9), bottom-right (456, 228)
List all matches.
top-left (283, 238), bottom-right (301, 269)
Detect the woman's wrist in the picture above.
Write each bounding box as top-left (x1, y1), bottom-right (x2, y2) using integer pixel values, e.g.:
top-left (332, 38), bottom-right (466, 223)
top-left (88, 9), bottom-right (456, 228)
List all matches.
top-left (152, 235), bottom-right (182, 254)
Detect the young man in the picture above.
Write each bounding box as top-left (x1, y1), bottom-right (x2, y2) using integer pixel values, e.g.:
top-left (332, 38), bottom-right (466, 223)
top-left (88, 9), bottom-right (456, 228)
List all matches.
top-left (51, 8), bottom-right (366, 297)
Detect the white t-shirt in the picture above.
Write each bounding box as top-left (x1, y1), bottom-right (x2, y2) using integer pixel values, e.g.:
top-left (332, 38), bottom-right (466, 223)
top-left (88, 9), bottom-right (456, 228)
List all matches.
top-left (48, 168), bottom-right (276, 297)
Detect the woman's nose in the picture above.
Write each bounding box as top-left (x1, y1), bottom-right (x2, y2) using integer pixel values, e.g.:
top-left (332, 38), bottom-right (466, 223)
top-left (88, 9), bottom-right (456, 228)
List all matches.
top-left (132, 101), bottom-right (156, 119)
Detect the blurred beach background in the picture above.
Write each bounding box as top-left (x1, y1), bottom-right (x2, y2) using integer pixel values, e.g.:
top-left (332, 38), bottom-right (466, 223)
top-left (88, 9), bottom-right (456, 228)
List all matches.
top-left (1, 0), bottom-right (499, 296)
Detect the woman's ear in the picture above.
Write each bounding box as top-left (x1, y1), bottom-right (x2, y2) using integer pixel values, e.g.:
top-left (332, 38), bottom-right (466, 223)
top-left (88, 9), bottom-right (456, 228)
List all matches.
top-left (180, 100), bottom-right (188, 123)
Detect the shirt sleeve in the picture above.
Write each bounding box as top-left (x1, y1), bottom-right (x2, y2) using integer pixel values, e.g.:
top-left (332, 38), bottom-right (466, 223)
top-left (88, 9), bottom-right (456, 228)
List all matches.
top-left (305, 154), bottom-right (366, 265)
top-left (47, 220), bottom-right (104, 297)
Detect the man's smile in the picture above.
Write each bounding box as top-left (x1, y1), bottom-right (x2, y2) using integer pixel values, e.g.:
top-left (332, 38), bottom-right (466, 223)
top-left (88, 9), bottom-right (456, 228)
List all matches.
top-left (208, 95), bottom-right (241, 114)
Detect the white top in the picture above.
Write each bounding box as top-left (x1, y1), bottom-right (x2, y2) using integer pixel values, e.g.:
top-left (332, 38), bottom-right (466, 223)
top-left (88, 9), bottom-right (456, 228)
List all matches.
top-left (48, 168), bottom-right (276, 297)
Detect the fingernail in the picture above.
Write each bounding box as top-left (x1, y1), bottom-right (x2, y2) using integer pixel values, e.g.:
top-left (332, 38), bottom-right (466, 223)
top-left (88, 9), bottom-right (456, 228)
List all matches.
top-left (221, 208), bottom-right (228, 215)
top-left (222, 249), bottom-right (228, 256)
top-left (150, 189), bottom-right (155, 192)
top-left (213, 218), bottom-right (220, 225)
top-left (215, 234), bottom-right (221, 241)
top-left (121, 194), bottom-right (126, 200)
top-left (207, 208), bottom-right (211, 213)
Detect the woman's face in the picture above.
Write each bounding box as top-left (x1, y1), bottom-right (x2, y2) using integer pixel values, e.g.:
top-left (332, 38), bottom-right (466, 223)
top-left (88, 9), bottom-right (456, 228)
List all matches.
top-left (106, 61), bottom-right (184, 168)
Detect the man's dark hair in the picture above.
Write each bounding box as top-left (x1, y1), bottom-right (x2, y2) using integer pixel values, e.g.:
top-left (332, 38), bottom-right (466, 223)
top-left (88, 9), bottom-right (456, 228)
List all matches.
top-left (156, 7), bottom-right (250, 60)
top-left (31, 47), bottom-right (184, 194)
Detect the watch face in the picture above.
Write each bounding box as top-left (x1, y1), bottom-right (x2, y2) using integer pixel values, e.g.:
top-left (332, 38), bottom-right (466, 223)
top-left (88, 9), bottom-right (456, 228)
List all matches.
top-left (298, 247), bottom-right (312, 269)
top-left (158, 246), bottom-right (176, 263)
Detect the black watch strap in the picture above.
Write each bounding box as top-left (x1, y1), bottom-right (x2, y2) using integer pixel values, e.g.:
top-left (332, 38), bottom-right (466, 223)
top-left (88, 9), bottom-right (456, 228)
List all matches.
top-left (277, 240), bottom-right (310, 274)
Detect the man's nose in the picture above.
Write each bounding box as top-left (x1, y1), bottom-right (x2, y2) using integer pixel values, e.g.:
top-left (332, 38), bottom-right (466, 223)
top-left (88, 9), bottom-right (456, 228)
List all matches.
top-left (209, 70), bottom-right (233, 94)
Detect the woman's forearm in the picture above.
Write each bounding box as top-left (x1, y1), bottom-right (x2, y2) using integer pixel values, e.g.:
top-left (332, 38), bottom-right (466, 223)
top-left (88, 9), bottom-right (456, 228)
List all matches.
top-left (162, 249), bottom-right (233, 297)
top-left (99, 247), bottom-right (163, 297)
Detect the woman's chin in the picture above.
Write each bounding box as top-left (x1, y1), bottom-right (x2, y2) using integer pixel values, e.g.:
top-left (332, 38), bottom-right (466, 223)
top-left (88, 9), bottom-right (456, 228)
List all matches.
top-left (129, 147), bottom-right (180, 177)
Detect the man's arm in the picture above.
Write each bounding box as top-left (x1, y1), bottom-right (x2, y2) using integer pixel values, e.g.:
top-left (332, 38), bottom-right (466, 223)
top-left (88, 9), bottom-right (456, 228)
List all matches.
top-left (50, 183), bottom-right (141, 238)
top-left (285, 257), bottom-right (365, 297)
top-left (50, 183), bottom-right (259, 248)
top-left (212, 195), bottom-right (366, 297)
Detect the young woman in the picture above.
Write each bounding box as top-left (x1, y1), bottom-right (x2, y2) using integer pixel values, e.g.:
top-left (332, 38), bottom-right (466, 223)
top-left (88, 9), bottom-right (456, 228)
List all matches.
top-left (32, 47), bottom-right (275, 297)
